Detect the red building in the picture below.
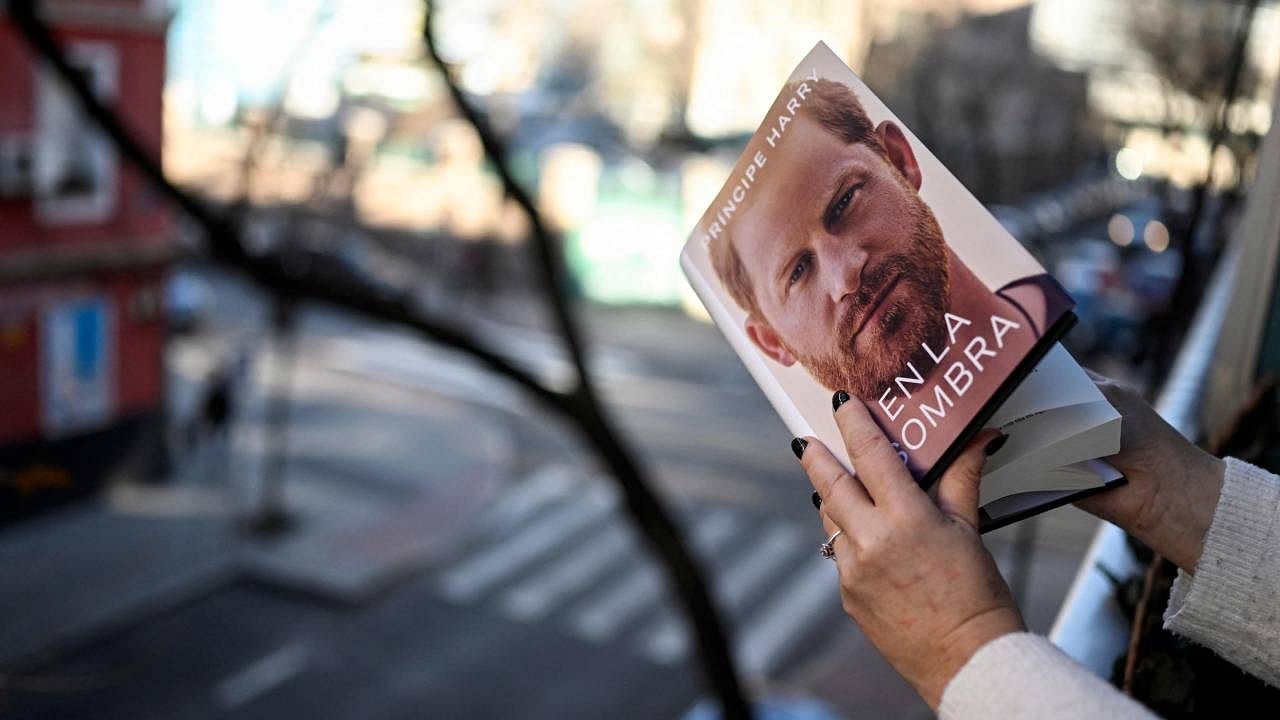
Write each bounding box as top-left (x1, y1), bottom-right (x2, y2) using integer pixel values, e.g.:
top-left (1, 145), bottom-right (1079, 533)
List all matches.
top-left (0, 0), bottom-right (171, 518)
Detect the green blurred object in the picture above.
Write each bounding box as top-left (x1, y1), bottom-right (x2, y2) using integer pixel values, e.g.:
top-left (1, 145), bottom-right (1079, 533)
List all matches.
top-left (566, 173), bottom-right (686, 306)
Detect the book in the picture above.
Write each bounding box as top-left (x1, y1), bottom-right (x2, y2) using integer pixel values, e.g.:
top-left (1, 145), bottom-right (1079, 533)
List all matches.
top-left (678, 42), bottom-right (1124, 532)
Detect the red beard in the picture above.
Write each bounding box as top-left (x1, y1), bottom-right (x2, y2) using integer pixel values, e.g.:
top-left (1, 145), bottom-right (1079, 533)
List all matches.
top-left (791, 192), bottom-right (951, 400)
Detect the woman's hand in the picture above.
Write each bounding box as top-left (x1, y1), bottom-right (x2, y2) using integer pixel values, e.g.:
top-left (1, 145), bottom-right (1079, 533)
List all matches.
top-left (1073, 373), bottom-right (1226, 574)
top-left (796, 394), bottom-right (1024, 711)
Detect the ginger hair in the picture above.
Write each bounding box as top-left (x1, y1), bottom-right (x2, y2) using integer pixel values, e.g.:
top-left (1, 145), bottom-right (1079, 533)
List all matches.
top-left (709, 78), bottom-right (884, 317)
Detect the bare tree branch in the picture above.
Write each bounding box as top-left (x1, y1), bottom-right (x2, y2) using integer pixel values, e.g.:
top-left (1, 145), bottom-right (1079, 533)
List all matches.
top-left (8, 1), bottom-right (751, 715)
top-left (420, 5), bottom-right (750, 716)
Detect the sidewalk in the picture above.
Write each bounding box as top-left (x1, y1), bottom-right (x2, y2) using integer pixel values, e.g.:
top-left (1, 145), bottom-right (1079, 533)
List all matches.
top-left (0, 343), bottom-right (516, 672)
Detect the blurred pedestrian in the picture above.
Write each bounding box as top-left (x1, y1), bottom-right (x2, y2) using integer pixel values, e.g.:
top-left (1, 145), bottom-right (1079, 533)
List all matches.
top-left (189, 346), bottom-right (249, 483)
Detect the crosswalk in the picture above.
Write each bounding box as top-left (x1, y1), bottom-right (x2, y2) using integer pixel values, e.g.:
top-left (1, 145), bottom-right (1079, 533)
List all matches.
top-left (433, 465), bottom-right (842, 678)
top-left (637, 522), bottom-right (806, 666)
top-left (439, 485), bottom-right (618, 602)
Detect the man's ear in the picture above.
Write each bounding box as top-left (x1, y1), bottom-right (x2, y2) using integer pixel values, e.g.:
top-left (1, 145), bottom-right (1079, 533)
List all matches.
top-left (875, 120), bottom-right (922, 191)
top-left (745, 314), bottom-right (797, 367)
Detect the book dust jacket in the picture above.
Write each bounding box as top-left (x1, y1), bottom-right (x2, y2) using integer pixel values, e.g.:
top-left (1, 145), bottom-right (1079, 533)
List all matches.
top-left (680, 42), bottom-right (1076, 488)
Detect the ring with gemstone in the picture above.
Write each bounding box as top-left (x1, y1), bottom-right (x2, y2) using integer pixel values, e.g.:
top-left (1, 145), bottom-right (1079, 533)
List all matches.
top-left (819, 529), bottom-right (843, 560)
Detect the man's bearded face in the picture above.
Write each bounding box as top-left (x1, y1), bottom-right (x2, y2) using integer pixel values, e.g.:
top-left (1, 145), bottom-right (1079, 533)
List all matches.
top-left (787, 193), bottom-right (949, 399)
top-left (733, 114), bottom-right (952, 401)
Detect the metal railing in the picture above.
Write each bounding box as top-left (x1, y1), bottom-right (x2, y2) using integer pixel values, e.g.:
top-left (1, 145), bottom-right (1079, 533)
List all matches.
top-left (1049, 241), bottom-right (1240, 671)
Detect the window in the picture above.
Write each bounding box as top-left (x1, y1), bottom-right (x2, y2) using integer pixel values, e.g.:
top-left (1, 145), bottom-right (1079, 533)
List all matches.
top-left (32, 41), bottom-right (119, 225)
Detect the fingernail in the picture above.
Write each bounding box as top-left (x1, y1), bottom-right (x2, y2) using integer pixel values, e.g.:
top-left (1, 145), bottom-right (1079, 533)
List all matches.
top-left (811, 491), bottom-right (822, 510)
top-left (791, 437), bottom-right (808, 459)
top-left (985, 433), bottom-right (1009, 456)
top-left (831, 390), bottom-right (851, 412)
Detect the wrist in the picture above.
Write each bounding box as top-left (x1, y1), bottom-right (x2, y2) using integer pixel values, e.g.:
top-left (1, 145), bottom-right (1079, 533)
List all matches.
top-left (1136, 452), bottom-right (1225, 573)
top-left (917, 608), bottom-right (1025, 711)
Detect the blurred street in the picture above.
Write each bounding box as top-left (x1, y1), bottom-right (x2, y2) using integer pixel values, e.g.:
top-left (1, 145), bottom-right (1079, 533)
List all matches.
top-left (5, 1), bottom-right (1276, 715)
top-left (0, 269), bottom-right (1100, 720)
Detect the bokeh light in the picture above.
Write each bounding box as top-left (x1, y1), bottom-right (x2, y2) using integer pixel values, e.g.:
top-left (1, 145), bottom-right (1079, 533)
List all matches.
top-left (1115, 147), bottom-right (1143, 180)
top-left (1144, 219), bottom-right (1171, 253)
top-left (1108, 213), bottom-right (1135, 246)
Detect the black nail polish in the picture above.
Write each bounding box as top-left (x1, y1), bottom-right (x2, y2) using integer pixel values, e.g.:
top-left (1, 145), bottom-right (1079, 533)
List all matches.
top-left (811, 491), bottom-right (822, 510)
top-left (985, 433), bottom-right (1009, 456)
top-left (791, 437), bottom-right (808, 459)
top-left (832, 390), bottom-right (851, 412)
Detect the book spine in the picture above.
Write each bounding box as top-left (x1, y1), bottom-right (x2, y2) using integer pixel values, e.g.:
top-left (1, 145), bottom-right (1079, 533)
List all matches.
top-left (680, 249), bottom-right (817, 444)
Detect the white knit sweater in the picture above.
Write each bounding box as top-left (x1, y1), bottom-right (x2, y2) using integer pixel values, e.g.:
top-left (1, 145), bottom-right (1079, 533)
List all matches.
top-left (938, 457), bottom-right (1280, 719)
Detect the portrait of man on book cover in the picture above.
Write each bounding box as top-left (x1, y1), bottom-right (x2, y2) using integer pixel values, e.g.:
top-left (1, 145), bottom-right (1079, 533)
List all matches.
top-left (692, 48), bottom-right (1074, 481)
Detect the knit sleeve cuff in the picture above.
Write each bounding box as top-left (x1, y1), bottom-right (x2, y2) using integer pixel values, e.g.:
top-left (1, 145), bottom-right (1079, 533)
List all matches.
top-left (939, 632), bottom-right (1155, 719)
top-left (1163, 456), bottom-right (1280, 674)
top-left (1163, 457), bottom-right (1278, 630)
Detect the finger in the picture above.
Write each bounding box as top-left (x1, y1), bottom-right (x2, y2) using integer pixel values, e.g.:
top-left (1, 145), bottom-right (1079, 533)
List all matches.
top-left (819, 508), bottom-right (856, 559)
top-left (935, 429), bottom-right (1003, 528)
top-left (832, 392), bottom-right (923, 508)
top-left (798, 436), bottom-right (874, 534)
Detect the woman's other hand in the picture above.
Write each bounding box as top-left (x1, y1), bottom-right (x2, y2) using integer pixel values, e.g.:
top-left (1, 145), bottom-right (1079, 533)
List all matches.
top-left (796, 395), bottom-right (1023, 711)
top-left (1073, 372), bottom-right (1226, 573)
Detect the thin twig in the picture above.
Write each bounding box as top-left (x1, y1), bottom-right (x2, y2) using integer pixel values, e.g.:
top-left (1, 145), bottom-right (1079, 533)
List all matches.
top-left (419, 8), bottom-right (588, 380)
top-left (421, 6), bottom-right (750, 716)
top-left (1150, 0), bottom-right (1259, 376)
top-left (1123, 555), bottom-right (1165, 694)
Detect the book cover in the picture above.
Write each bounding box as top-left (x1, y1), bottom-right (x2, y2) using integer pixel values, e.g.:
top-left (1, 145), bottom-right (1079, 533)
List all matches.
top-left (680, 42), bottom-right (1077, 490)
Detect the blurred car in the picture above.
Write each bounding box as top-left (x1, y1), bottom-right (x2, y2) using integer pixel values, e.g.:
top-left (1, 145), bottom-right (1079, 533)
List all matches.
top-left (1125, 243), bottom-right (1183, 314)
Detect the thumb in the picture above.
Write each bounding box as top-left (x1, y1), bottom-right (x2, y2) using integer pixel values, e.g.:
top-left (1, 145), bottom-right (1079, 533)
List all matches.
top-left (936, 429), bottom-right (1003, 528)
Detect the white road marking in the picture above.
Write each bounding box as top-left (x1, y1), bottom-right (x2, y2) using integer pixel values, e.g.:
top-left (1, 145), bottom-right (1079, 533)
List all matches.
top-left (214, 643), bottom-right (310, 710)
top-left (716, 524), bottom-right (805, 608)
top-left (568, 510), bottom-right (738, 643)
top-left (477, 465), bottom-right (578, 534)
top-left (501, 525), bottom-right (632, 621)
top-left (735, 556), bottom-right (840, 677)
top-left (640, 523), bottom-right (803, 665)
top-left (439, 489), bottom-right (616, 602)
top-left (571, 561), bottom-right (663, 644)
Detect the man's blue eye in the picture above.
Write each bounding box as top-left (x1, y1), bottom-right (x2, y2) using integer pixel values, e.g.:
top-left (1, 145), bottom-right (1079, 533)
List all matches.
top-left (788, 256), bottom-right (808, 286)
top-left (833, 188), bottom-right (855, 217)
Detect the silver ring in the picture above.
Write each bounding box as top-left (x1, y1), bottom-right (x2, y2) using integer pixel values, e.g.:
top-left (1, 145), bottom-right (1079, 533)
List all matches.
top-left (819, 529), bottom-right (843, 560)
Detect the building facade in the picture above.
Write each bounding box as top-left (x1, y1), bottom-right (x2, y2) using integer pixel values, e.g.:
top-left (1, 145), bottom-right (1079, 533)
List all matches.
top-left (0, 0), bottom-right (171, 518)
